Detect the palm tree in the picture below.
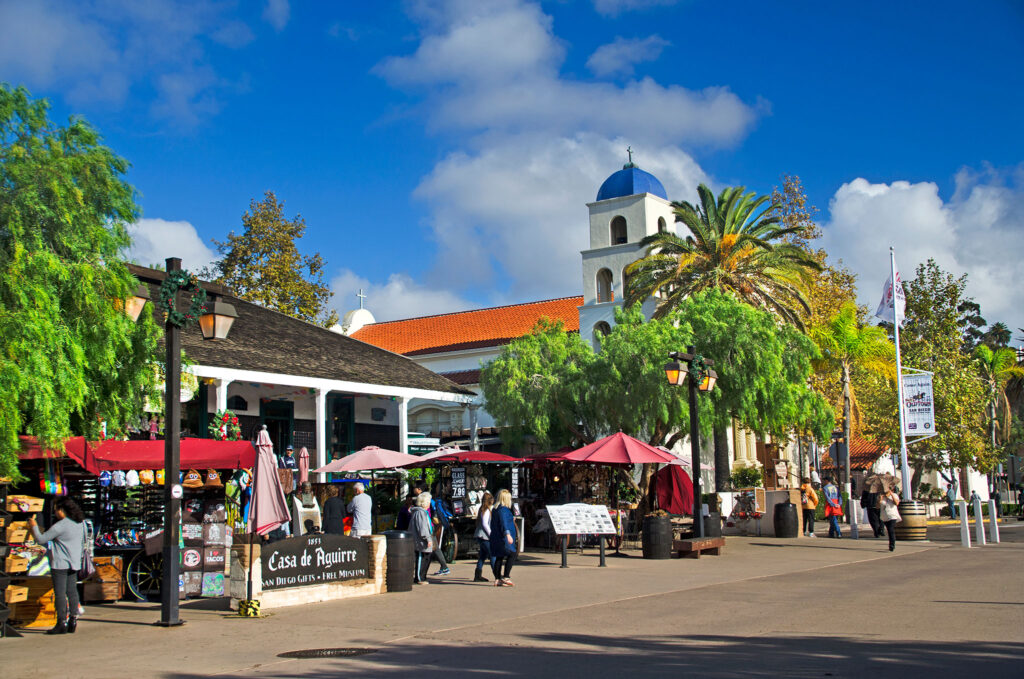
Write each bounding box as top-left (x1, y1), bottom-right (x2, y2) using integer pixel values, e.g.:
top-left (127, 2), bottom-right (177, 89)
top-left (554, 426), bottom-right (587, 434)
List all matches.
top-left (624, 184), bottom-right (821, 329)
top-left (810, 303), bottom-right (896, 489)
top-left (973, 345), bottom-right (1024, 452)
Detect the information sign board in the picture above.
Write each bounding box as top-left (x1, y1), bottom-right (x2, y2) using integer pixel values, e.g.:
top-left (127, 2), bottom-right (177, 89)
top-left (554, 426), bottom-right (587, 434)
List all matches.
top-left (261, 534), bottom-right (369, 590)
top-left (902, 372), bottom-right (936, 437)
top-left (546, 503), bottom-right (616, 535)
top-left (451, 467), bottom-right (466, 499)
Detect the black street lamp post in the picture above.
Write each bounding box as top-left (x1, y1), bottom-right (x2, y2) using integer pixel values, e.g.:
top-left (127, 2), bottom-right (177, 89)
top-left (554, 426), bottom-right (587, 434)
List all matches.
top-left (122, 258), bottom-right (236, 627)
top-left (665, 346), bottom-right (717, 540)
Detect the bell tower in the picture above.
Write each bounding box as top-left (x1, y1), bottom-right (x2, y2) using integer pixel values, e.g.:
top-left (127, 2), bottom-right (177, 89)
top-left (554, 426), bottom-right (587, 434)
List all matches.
top-left (578, 155), bottom-right (674, 349)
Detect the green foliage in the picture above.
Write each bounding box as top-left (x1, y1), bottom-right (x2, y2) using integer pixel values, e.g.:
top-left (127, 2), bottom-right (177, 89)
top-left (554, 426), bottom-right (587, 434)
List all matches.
top-left (207, 191), bottom-right (338, 327)
top-left (973, 344), bottom-right (1024, 449)
top-left (672, 289), bottom-right (834, 441)
top-left (0, 85), bottom-right (160, 478)
top-left (861, 260), bottom-right (991, 476)
top-left (730, 467), bottom-right (763, 488)
top-left (624, 183), bottom-right (821, 329)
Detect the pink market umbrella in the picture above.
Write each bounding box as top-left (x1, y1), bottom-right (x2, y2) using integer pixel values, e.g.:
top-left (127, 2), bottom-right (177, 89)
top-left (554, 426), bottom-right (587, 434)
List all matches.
top-left (560, 432), bottom-right (678, 465)
top-left (250, 426), bottom-right (290, 535)
top-left (297, 446), bottom-right (310, 485)
top-left (314, 445), bottom-right (421, 473)
top-left (660, 446), bottom-right (715, 471)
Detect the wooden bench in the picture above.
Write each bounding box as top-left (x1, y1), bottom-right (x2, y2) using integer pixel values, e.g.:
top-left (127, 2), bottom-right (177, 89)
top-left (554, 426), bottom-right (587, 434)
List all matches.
top-left (672, 537), bottom-right (725, 559)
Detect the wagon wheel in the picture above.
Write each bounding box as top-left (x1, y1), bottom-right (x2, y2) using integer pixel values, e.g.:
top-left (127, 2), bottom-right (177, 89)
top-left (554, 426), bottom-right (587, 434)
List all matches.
top-left (440, 529), bottom-right (458, 564)
top-left (126, 550), bottom-right (162, 601)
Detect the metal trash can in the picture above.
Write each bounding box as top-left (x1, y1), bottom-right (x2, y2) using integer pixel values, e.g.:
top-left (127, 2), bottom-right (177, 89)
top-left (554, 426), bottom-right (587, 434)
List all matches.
top-left (382, 530), bottom-right (415, 592)
top-left (773, 501), bottom-right (799, 538)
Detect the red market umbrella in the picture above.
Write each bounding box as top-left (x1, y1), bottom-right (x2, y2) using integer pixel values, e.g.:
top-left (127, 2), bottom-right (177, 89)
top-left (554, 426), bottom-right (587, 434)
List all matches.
top-left (404, 450), bottom-right (521, 467)
top-left (297, 446), bottom-right (310, 485)
top-left (314, 445), bottom-right (421, 473)
top-left (559, 432), bottom-right (678, 466)
top-left (655, 464), bottom-right (694, 515)
top-left (249, 426), bottom-right (290, 536)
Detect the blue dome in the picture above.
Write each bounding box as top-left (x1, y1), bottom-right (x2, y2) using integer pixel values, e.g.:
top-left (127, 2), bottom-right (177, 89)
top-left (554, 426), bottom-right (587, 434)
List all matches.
top-left (596, 164), bottom-right (667, 201)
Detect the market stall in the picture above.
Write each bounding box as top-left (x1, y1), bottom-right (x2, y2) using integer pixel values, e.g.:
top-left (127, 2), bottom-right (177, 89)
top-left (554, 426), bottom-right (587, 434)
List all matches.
top-left (402, 450), bottom-right (525, 561)
top-left (8, 436), bottom-right (256, 629)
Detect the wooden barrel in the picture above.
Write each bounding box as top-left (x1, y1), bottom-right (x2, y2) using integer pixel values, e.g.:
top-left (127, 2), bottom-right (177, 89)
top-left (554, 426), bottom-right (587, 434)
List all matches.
top-left (894, 500), bottom-right (928, 541)
top-left (641, 515), bottom-right (673, 559)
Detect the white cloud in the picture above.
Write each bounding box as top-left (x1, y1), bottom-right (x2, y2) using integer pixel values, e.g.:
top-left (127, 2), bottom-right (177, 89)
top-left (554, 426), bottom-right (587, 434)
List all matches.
top-left (126, 218), bottom-right (218, 272)
top-left (375, 1), bottom-right (756, 146)
top-left (329, 269), bottom-right (477, 323)
top-left (355, 0), bottom-right (748, 315)
top-left (592, 0), bottom-right (682, 17)
top-left (0, 0), bottom-right (252, 125)
top-left (821, 167), bottom-right (1024, 335)
top-left (586, 36), bottom-right (670, 78)
top-left (414, 133), bottom-right (707, 301)
top-left (262, 0), bottom-right (290, 31)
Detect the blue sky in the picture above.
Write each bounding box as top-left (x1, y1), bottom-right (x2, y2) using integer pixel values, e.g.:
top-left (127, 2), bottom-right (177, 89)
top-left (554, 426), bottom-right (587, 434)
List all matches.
top-left (2, 0), bottom-right (1022, 333)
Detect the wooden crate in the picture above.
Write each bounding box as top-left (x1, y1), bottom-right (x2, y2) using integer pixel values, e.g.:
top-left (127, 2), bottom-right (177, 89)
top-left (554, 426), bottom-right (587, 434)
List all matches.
top-left (10, 577), bottom-right (56, 629)
top-left (6, 521), bottom-right (29, 543)
top-left (83, 580), bottom-right (123, 602)
top-left (6, 496), bottom-right (45, 512)
top-left (93, 556), bottom-right (123, 583)
top-left (5, 556), bottom-right (29, 573)
top-left (4, 584), bottom-right (28, 604)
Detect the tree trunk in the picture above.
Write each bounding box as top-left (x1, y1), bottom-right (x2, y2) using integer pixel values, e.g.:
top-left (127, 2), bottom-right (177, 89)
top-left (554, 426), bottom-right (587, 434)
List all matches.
top-left (910, 458), bottom-right (925, 498)
top-left (637, 463), bottom-right (656, 515)
top-left (713, 422), bottom-right (730, 491)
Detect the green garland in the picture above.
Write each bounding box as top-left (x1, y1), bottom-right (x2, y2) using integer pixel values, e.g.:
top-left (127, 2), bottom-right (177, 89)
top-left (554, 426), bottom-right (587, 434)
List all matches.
top-left (688, 354), bottom-right (709, 382)
top-left (159, 270), bottom-right (206, 328)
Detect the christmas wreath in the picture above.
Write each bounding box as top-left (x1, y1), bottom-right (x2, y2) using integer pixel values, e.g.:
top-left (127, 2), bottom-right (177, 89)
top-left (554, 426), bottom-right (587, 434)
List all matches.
top-left (159, 269), bottom-right (207, 328)
top-left (209, 409), bottom-right (242, 441)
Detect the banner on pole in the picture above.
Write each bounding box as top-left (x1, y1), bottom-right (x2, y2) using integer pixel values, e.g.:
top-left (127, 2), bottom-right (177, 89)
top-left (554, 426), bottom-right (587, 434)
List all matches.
top-left (901, 372), bottom-right (935, 437)
top-left (875, 270), bottom-right (906, 325)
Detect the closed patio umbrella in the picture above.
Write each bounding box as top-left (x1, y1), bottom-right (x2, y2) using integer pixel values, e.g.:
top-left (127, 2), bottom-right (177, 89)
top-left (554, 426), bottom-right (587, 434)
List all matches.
top-left (250, 426), bottom-right (290, 535)
top-left (297, 446), bottom-right (310, 485)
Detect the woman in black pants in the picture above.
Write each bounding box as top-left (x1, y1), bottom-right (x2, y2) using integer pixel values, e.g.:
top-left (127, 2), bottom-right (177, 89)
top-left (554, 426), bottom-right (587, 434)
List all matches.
top-left (878, 488), bottom-right (901, 551)
top-left (28, 497), bottom-right (87, 634)
top-left (489, 489), bottom-right (518, 587)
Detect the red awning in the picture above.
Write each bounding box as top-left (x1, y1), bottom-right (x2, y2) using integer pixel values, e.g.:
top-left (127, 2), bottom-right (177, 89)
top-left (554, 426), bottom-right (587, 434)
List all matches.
top-left (18, 436), bottom-right (256, 474)
top-left (89, 439), bottom-right (256, 472)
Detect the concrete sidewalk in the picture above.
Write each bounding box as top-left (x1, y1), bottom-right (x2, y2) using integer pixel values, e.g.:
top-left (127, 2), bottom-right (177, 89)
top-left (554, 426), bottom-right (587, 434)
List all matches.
top-left (2, 528), bottom-right (1021, 678)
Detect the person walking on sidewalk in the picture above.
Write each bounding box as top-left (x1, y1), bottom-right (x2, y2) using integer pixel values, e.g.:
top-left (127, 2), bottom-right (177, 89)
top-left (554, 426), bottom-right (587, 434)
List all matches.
top-left (822, 476), bottom-right (843, 538)
top-left (473, 491), bottom-right (495, 582)
top-left (490, 489), bottom-right (518, 587)
top-left (945, 483), bottom-right (958, 519)
top-left (800, 478), bottom-right (818, 537)
top-left (410, 492), bottom-right (434, 584)
top-left (27, 496), bottom-right (86, 634)
top-left (861, 487), bottom-right (882, 538)
top-left (878, 487), bottom-right (901, 551)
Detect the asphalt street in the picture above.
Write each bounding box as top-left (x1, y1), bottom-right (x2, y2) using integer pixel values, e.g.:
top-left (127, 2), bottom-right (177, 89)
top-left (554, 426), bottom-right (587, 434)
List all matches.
top-left (3, 522), bottom-right (1022, 678)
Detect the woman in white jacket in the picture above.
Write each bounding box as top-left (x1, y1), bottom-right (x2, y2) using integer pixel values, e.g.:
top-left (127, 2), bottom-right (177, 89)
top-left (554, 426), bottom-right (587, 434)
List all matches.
top-left (409, 492), bottom-right (434, 584)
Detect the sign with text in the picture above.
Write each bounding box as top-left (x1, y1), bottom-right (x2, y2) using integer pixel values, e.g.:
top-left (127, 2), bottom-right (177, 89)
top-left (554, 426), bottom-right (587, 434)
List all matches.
top-left (260, 534), bottom-right (369, 591)
top-left (511, 467), bottom-right (520, 498)
top-left (451, 467), bottom-right (466, 498)
top-left (546, 503), bottom-right (616, 535)
top-left (901, 372), bottom-right (935, 437)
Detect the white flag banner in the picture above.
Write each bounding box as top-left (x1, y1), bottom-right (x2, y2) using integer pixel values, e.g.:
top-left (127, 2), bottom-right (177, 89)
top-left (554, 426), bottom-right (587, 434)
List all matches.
top-left (874, 269), bottom-right (906, 324)
top-left (901, 372), bottom-right (935, 437)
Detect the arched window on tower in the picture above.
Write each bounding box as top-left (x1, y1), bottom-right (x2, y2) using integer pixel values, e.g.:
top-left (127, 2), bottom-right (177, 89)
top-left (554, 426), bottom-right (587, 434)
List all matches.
top-left (658, 216), bottom-right (667, 234)
top-left (610, 216), bottom-right (627, 245)
top-left (596, 268), bottom-right (614, 303)
top-left (593, 321), bottom-right (612, 350)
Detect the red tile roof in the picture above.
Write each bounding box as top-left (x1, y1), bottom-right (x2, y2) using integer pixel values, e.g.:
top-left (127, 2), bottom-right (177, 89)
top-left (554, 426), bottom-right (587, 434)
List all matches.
top-left (351, 296), bottom-right (583, 356)
top-left (821, 435), bottom-right (890, 471)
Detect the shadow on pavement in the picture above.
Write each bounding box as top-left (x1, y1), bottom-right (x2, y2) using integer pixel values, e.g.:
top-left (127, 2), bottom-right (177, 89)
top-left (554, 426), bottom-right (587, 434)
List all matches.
top-left (161, 632), bottom-right (1024, 678)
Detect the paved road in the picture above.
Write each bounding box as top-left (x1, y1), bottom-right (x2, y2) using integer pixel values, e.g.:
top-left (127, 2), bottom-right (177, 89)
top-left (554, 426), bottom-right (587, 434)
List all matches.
top-left (4, 523), bottom-right (1022, 678)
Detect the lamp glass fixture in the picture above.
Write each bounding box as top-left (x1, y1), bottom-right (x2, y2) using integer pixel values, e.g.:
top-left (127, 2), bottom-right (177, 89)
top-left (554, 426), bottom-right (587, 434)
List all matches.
top-left (699, 368), bottom-right (718, 392)
top-left (124, 284), bottom-right (151, 323)
top-left (199, 298), bottom-right (238, 341)
top-left (663, 361), bottom-right (684, 386)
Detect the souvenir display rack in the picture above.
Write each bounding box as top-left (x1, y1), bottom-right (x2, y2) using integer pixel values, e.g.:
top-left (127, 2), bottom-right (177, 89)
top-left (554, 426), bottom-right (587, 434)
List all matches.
top-left (1, 482), bottom-right (24, 638)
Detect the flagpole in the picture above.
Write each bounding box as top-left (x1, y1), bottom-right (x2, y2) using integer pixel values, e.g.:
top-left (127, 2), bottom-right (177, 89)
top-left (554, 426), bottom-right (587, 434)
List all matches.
top-left (890, 247), bottom-right (912, 501)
